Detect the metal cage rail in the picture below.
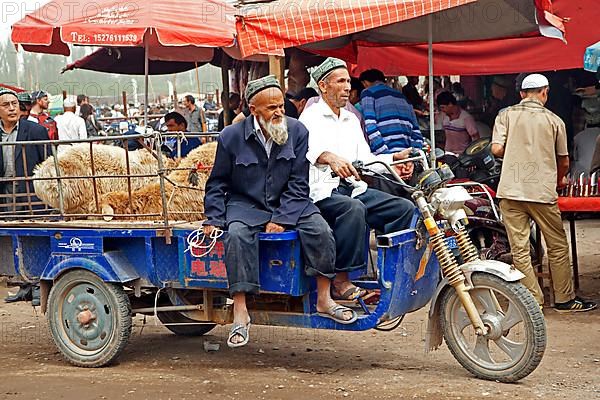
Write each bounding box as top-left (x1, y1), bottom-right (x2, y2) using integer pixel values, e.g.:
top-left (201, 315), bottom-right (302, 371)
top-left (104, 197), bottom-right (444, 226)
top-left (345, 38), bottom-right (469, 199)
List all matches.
top-left (0, 131), bottom-right (218, 234)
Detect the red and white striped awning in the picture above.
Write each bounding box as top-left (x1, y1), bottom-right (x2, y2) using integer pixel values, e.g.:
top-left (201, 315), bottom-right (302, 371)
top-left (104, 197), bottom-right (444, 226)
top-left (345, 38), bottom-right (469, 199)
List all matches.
top-left (235, 0), bottom-right (565, 58)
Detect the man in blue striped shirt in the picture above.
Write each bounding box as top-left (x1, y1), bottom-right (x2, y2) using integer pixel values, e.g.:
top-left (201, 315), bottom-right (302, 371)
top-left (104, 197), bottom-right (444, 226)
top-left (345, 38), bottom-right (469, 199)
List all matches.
top-left (359, 69), bottom-right (424, 155)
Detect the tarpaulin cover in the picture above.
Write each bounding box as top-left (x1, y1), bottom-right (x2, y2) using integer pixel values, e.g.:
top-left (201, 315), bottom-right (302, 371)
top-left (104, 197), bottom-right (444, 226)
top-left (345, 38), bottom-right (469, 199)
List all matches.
top-left (236, 0), bottom-right (564, 58)
top-left (342, 0), bottom-right (596, 76)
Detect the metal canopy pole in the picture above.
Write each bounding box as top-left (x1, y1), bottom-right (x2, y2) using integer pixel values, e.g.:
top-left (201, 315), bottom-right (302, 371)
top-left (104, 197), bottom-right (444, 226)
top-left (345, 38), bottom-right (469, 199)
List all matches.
top-left (144, 32), bottom-right (149, 128)
top-left (428, 13), bottom-right (436, 167)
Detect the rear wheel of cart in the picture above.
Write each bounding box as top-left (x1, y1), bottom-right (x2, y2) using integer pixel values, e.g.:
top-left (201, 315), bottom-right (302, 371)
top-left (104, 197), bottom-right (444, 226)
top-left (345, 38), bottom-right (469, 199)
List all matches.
top-left (47, 269), bottom-right (132, 367)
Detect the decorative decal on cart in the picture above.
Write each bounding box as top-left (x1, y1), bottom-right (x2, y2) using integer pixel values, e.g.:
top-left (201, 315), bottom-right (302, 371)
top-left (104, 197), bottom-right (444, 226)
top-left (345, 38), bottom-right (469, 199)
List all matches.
top-left (57, 237), bottom-right (96, 252)
top-left (190, 242), bottom-right (227, 278)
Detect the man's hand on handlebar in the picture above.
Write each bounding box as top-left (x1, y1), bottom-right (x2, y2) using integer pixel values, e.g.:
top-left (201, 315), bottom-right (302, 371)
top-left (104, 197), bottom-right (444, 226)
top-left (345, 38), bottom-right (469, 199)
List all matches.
top-left (395, 162), bottom-right (414, 180)
top-left (391, 148), bottom-right (415, 180)
top-left (318, 151), bottom-right (361, 180)
top-left (392, 148), bottom-right (413, 161)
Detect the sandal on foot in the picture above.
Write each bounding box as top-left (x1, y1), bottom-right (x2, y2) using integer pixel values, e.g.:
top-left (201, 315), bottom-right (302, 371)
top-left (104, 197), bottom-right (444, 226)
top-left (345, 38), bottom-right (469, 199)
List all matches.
top-left (331, 286), bottom-right (367, 301)
top-left (227, 321), bottom-right (251, 348)
top-left (316, 304), bottom-right (358, 324)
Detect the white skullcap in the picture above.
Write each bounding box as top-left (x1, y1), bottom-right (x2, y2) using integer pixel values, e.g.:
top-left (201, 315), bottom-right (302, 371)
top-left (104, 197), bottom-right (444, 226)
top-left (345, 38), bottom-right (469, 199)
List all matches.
top-left (520, 74), bottom-right (549, 90)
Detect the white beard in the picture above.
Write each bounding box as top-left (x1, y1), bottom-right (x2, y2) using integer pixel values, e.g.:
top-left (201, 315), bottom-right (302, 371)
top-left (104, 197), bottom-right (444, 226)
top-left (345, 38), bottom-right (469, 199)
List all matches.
top-left (259, 115), bottom-right (288, 145)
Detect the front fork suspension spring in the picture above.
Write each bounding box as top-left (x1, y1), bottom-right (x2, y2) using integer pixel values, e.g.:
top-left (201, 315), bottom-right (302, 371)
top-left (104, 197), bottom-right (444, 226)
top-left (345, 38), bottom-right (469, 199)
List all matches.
top-left (413, 196), bottom-right (487, 336)
top-left (430, 231), bottom-right (464, 286)
top-left (456, 227), bottom-right (479, 263)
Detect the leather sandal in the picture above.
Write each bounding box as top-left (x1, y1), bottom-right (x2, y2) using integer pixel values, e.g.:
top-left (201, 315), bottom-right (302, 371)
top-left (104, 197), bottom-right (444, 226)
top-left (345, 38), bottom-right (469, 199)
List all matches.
top-left (227, 321), bottom-right (251, 348)
top-left (316, 304), bottom-right (358, 324)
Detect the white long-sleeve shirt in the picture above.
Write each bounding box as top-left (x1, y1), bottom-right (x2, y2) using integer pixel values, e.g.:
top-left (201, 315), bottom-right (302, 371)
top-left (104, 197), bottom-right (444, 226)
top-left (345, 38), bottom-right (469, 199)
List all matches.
top-left (56, 111), bottom-right (87, 142)
top-left (300, 99), bottom-right (394, 203)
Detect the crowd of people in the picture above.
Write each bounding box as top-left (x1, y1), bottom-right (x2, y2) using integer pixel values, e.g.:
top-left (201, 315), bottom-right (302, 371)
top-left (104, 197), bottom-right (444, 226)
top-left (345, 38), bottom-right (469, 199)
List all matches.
top-left (1, 59), bottom-right (599, 334)
top-left (200, 59), bottom-right (598, 347)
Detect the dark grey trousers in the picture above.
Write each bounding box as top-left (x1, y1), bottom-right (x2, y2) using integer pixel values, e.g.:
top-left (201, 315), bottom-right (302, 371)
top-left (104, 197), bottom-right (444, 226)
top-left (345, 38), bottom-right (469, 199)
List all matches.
top-left (315, 187), bottom-right (414, 272)
top-left (224, 213), bottom-right (336, 295)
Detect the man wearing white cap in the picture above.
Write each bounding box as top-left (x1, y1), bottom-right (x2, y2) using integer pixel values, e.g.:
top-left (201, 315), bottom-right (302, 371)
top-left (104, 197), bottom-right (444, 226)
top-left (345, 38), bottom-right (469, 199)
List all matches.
top-left (55, 98), bottom-right (87, 149)
top-left (491, 73), bottom-right (596, 313)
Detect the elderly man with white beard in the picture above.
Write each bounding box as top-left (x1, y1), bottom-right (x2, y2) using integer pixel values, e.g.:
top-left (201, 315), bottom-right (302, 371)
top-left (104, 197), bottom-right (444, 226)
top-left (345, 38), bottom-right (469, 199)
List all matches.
top-left (203, 76), bottom-right (357, 348)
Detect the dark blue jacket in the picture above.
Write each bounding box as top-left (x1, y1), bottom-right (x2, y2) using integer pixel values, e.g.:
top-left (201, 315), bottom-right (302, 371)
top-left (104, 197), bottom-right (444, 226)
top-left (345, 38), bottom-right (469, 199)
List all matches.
top-left (204, 115), bottom-right (319, 228)
top-left (0, 119), bottom-right (49, 194)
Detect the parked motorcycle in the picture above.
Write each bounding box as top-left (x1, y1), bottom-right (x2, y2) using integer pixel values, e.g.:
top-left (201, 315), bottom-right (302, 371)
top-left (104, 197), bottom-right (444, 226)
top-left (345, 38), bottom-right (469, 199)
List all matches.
top-left (438, 138), bottom-right (502, 191)
top-left (364, 142), bottom-right (541, 266)
top-left (355, 152), bottom-right (546, 382)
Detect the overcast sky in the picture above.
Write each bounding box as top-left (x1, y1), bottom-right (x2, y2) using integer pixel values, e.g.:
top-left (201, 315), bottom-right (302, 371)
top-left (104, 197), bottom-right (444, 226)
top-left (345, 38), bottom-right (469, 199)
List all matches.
top-left (1, 0), bottom-right (51, 41)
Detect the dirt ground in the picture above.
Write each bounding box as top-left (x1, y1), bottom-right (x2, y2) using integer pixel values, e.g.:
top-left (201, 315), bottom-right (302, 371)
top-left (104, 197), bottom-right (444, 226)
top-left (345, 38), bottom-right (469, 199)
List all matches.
top-left (0, 220), bottom-right (599, 400)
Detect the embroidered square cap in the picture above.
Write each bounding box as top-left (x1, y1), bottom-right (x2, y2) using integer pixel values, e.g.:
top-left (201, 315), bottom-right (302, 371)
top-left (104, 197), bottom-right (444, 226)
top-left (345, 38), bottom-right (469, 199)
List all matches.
top-left (245, 75), bottom-right (281, 102)
top-left (311, 57), bottom-right (347, 83)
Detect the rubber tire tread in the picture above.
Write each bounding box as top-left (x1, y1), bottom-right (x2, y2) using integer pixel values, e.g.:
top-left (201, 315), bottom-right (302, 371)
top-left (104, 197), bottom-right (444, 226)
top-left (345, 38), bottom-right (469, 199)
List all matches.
top-left (440, 272), bottom-right (546, 383)
top-left (47, 269), bottom-right (132, 368)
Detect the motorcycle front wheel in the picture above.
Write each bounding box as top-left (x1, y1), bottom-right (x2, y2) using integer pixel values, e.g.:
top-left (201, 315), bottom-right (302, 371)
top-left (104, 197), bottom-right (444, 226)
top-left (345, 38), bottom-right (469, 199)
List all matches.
top-left (440, 272), bottom-right (546, 383)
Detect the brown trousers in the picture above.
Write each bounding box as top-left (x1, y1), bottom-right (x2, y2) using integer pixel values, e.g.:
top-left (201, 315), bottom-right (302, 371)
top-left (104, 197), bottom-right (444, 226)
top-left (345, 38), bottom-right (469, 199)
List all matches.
top-left (499, 199), bottom-right (574, 305)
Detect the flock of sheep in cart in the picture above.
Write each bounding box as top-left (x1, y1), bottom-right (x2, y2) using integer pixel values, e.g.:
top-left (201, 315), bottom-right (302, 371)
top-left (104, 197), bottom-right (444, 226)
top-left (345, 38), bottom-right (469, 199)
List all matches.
top-left (32, 141), bottom-right (218, 222)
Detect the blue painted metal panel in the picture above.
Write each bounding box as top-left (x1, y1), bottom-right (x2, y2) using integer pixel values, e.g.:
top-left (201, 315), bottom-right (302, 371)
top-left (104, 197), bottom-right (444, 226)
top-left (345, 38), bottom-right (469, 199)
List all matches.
top-left (0, 227), bottom-right (160, 238)
top-left (175, 229), bottom-right (308, 295)
top-left (151, 236), bottom-right (180, 285)
top-left (250, 229), bottom-right (440, 331)
top-left (18, 236), bottom-right (51, 278)
top-left (258, 231), bottom-right (307, 296)
top-left (176, 229), bottom-right (229, 290)
top-left (42, 253), bottom-right (139, 282)
top-left (103, 237), bottom-right (158, 285)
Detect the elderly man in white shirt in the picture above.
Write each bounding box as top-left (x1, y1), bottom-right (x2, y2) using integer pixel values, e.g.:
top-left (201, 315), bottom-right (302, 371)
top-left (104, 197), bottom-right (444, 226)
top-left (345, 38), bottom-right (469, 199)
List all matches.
top-left (55, 98), bottom-right (87, 149)
top-left (299, 58), bottom-right (415, 301)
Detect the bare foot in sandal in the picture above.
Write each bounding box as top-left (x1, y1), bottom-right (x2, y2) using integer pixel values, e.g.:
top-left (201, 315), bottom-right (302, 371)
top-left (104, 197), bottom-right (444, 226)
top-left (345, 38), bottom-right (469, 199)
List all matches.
top-left (315, 276), bottom-right (356, 323)
top-left (316, 300), bottom-right (357, 324)
top-left (229, 292), bottom-right (251, 347)
top-left (332, 272), bottom-right (366, 300)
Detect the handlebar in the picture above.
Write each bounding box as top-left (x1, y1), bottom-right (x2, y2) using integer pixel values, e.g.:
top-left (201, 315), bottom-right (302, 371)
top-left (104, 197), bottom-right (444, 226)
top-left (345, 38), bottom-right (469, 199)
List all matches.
top-left (352, 160), bottom-right (418, 194)
top-left (329, 149), bottom-right (444, 195)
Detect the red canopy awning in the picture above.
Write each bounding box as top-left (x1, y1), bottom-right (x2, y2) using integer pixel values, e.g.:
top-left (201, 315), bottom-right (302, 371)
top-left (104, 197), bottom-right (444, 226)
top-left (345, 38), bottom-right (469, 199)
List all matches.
top-left (0, 84), bottom-right (25, 93)
top-left (11, 0), bottom-right (237, 56)
top-left (236, 0), bottom-right (565, 58)
top-left (344, 0), bottom-right (596, 76)
top-left (62, 47), bottom-right (205, 75)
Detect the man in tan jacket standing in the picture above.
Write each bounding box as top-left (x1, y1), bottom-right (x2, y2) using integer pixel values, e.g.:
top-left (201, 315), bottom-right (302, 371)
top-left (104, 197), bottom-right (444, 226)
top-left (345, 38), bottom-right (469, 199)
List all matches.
top-left (491, 73), bottom-right (596, 313)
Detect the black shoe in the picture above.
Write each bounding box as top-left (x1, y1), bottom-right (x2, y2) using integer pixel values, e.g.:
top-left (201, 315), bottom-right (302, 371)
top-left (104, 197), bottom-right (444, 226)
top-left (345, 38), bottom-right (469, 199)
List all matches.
top-left (31, 284), bottom-right (40, 307)
top-left (4, 284), bottom-right (33, 303)
top-left (554, 297), bottom-right (597, 313)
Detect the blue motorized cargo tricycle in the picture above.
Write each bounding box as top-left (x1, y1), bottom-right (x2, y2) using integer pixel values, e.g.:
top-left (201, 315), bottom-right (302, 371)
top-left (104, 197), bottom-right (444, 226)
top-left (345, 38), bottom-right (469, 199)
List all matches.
top-left (0, 135), bottom-right (546, 382)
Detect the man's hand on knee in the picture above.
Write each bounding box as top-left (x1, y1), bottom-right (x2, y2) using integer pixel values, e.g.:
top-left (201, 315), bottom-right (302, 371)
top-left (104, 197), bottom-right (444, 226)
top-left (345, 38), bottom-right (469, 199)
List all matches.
top-left (203, 224), bottom-right (216, 236)
top-left (265, 222), bottom-right (285, 233)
